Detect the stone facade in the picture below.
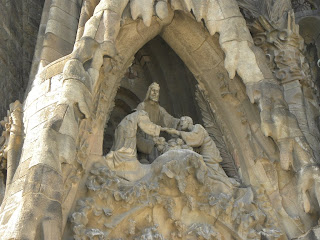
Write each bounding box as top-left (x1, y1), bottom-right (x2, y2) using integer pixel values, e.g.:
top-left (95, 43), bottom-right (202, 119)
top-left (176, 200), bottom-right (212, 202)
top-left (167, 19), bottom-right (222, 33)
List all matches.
top-left (0, 0), bottom-right (45, 119)
top-left (1, 0), bottom-right (320, 239)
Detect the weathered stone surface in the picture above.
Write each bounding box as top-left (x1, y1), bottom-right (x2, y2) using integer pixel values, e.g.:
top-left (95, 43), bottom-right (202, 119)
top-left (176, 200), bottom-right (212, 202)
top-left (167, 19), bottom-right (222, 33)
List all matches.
top-left (72, 150), bottom-right (281, 240)
top-left (1, 0), bottom-right (320, 239)
top-left (0, 0), bottom-right (45, 120)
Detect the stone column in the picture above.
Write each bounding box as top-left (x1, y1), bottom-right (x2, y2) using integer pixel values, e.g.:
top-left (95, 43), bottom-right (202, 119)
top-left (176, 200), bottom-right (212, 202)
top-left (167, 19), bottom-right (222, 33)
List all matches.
top-left (27, 0), bottom-right (83, 93)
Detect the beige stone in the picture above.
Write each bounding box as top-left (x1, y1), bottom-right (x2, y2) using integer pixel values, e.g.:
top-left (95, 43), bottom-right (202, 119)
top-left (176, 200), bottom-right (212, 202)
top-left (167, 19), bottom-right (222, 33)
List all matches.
top-left (45, 19), bottom-right (77, 44)
top-left (45, 56), bottom-right (70, 80)
top-left (130, 0), bottom-right (155, 27)
top-left (1, 0), bottom-right (320, 239)
top-left (49, 6), bottom-right (80, 31)
top-left (51, 0), bottom-right (81, 19)
top-left (43, 33), bottom-right (74, 56)
top-left (155, 1), bottom-right (169, 20)
top-left (40, 46), bottom-right (64, 64)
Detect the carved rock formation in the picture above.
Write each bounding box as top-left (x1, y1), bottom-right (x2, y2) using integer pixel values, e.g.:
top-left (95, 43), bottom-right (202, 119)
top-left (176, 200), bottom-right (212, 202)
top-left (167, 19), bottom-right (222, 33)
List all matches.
top-left (0, 0), bottom-right (320, 239)
top-left (72, 150), bottom-right (282, 240)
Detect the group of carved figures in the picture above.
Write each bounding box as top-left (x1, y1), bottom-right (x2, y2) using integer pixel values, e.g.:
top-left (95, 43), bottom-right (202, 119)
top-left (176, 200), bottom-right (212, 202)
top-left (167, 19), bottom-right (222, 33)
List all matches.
top-left (105, 82), bottom-right (232, 183)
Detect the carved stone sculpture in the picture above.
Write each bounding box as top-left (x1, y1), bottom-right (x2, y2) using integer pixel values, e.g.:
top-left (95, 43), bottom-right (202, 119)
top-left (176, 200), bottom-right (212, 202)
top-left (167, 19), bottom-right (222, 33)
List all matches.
top-left (136, 82), bottom-right (179, 162)
top-left (175, 116), bottom-right (234, 184)
top-left (136, 83), bottom-right (179, 128)
top-left (105, 110), bottom-right (177, 181)
top-left (1, 0), bottom-right (320, 239)
top-left (68, 103), bottom-right (269, 238)
top-left (72, 149), bottom-right (282, 239)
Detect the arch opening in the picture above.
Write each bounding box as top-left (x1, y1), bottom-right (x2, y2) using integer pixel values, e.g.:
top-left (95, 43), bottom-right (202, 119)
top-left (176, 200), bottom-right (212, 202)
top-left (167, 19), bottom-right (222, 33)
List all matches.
top-left (99, 15), bottom-right (242, 179)
top-left (102, 36), bottom-right (202, 155)
top-left (94, 12), bottom-right (268, 184)
top-left (81, 10), bottom-right (307, 238)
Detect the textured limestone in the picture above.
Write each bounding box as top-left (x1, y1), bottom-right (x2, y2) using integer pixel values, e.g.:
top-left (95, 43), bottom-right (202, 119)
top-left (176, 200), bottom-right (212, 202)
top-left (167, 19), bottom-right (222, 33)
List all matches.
top-left (0, 0), bottom-right (45, 120)
top-left (1, 0), bottom-right (320, 239)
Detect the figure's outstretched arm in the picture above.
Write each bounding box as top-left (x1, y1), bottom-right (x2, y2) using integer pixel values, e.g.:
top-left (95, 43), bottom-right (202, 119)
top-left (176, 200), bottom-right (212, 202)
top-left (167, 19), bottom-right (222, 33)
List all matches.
top-left (162, 128), bottom-right (180, 136)
top-left (138, 114), bottom-right (161, 137)
top-left (160, 107), bottom-right (180, 129)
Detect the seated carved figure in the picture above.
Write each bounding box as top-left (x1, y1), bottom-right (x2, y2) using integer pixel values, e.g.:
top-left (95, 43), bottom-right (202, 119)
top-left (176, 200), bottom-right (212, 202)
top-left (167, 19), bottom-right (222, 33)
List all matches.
top-left (136, 82), bottom-right (179, 162)
top-left (168, 116), bottom-right (233, 184)
top-left (104, 110), bottom-right (175, 180)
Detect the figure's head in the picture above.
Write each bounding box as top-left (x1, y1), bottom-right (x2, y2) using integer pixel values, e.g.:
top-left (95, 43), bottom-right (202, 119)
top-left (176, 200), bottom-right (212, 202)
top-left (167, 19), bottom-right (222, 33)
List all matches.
top-left (145, 82), bottom-right (160, 103)
top-left (179, 116), bottom-right (193, 131)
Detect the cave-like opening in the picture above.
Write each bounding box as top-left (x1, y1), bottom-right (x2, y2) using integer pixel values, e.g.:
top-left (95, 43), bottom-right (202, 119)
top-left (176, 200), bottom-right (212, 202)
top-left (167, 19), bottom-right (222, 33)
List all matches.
top-left (103, 36), bottom-right (201, 155)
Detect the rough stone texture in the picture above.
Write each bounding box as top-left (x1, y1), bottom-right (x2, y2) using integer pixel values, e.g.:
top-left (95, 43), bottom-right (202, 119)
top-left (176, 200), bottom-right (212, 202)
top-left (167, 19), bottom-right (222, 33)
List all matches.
top-left (1, 0), bottom-right (320, 239)
top-left (0, 0), bottom-right (45, 120)
top-left (103, 37), bottom-right (202, 154)
top-left (71, 151), bottom-right (281, 239)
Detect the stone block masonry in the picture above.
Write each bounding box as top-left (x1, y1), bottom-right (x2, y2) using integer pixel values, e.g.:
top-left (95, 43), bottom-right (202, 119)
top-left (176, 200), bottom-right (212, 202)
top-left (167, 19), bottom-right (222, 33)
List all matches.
top-left (0, 0), bottom-right (45, 120)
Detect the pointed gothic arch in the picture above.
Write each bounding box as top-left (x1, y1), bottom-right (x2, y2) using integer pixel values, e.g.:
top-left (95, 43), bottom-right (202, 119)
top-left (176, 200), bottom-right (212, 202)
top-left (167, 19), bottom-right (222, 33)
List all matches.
top-left (1, 1), bottom-right (319, 239)
top-left (83, 11), bottom-right (306, 237)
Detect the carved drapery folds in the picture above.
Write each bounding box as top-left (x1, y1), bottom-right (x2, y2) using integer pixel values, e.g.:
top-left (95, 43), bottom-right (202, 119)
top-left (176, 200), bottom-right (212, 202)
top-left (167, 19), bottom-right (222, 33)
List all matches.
top-left (61, 0), bottom-right (271, 220)
top-left (1, 0), bottom-right (320, 239)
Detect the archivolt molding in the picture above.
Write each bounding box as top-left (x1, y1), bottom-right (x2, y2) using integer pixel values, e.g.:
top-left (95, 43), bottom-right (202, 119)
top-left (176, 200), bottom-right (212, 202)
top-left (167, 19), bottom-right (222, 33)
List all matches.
top-left (1, 0), bottom-right (320, 239)
top-left (48, 0), bottom-right (320, 220)
top-left (57, 0), bottom-right (320, 221)
top-left (67, 0), bottom-right (320, 219)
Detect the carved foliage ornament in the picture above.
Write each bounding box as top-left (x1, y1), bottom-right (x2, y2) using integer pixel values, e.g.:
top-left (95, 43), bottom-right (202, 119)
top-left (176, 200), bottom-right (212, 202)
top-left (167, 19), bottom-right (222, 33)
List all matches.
top-left (252, 13), bottom-right (315, 89)
top-left (237, 0), bottom-right (292, 27)
top-left (71, 158), bottom-right (282, 240)
top-left (195, 85), bottom-right (240, 179)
